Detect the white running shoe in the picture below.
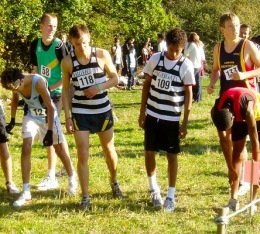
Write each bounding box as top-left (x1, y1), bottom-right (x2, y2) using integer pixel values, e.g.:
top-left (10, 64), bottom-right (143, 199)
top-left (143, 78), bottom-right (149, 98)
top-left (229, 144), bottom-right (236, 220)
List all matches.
top-left (35, 176), bottom-right (59, 191)
top-left (163, 197), bottom-right (175, 212)
top-left (67, 177), bottom-right (78, 195)
top-left (13, 192), bottom-right (31, 207)
top-left (150, 190), bottom-right (163, 207)
top-left (237, 182), bottom-right (250, 196)
top-left (226, 198), bottom-right (240, 211)
top-left (6, 182), bottom-right (20, 194)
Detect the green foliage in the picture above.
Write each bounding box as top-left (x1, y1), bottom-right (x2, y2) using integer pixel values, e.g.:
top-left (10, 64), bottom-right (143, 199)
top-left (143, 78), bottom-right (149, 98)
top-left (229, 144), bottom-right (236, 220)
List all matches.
top-left (163, 0), bottom-right (260, 67)
top-left (1, 0), bottom-right (260, 70)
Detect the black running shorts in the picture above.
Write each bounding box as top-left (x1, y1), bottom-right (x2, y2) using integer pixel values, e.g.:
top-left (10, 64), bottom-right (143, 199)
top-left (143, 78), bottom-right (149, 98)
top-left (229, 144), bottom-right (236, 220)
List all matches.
top-left (144, 114), bottom-right (180, 153)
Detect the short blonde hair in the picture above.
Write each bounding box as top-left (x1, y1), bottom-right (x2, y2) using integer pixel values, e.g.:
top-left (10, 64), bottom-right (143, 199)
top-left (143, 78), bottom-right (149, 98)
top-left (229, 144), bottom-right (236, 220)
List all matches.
top-left (219, 12), bottom-right (239, 28)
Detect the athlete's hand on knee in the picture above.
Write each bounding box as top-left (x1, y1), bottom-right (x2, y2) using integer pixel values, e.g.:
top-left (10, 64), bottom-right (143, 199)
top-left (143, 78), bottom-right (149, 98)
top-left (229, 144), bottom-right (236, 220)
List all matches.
top-left (6, 117), bottom-right (15, 134)
top-left (43, 130), bottom-right (53, 146)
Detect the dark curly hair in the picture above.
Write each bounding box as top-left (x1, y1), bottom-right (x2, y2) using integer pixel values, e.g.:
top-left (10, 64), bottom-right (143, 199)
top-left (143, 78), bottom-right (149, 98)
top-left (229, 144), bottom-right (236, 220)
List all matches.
top-left (0, 68), bottom-right (24, 90)
top-left (211, 108), bottom-right (233, 131)
top-left (165, 28), bottom-right (187, 47)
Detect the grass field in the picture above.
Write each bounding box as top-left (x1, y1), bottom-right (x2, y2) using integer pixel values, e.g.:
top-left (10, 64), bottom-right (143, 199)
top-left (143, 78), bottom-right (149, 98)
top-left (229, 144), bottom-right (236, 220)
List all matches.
top-left (0, 77), bottom-right (260, 233)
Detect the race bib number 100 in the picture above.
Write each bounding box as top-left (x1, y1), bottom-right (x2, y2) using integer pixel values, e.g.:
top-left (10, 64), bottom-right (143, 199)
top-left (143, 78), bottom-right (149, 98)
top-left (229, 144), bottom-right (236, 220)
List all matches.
top-left (77, 73), bottom-right (96, 89)
top-left (41, 65), bottom-right (51, 78)
top-left (224, 65), bottom-right (239, 80)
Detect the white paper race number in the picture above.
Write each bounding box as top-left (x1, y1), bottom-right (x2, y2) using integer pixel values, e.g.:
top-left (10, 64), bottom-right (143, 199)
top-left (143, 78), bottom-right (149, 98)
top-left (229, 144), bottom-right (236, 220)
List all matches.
top-left (41, 65), bottom-right (51, 78)
top-left (155, 77), bottom-right (171, 91)
top-left (31, 108), bottom-right (47, 117)
top-left (224, 65), bottom-right (239, 80)
top-left (77, 73), bottom-right (96, 89)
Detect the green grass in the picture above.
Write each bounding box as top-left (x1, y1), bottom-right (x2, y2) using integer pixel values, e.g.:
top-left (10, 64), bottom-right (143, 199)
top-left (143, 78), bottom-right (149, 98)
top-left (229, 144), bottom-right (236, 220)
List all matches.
top-left (0, 78), bottom-right (260, 233)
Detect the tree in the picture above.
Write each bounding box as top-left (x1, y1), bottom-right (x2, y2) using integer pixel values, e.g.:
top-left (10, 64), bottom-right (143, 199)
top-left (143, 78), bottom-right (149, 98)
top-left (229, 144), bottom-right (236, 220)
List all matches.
top-left (0, 0), bottom-right (176, 70)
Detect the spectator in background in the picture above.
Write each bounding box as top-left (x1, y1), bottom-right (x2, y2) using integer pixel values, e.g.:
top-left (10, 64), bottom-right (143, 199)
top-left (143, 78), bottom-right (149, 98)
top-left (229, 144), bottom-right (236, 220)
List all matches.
top-left (111, 37), bottom-right (123, 76)
top-left (60, 32), bottom-right (74, 53)
top-left (184, 32), bottom-right (205, 102)
top-left (122, 37), bottom-right (137, 90)
top-left (239, 24), bottom-right (251, 39)
top-left (142, 38), bottom-right (153, 66)
top-left (157, 33), bottom-right (167, 52)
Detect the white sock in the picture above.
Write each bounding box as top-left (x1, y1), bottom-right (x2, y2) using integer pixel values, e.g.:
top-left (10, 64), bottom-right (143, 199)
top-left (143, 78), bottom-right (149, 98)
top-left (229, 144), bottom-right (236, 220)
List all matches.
top-left (240, 164), bottom-right (245, 183)
top-left (148, 174), bottom-right (160, 192)
top-left (48, 169), bottom-right (55, 179)
top-left (23, 183), bottom-right (30, 193)
top-left (69, 175), bottom-right (76, 183)
top-left (167, 187), bottom-right (176, 199)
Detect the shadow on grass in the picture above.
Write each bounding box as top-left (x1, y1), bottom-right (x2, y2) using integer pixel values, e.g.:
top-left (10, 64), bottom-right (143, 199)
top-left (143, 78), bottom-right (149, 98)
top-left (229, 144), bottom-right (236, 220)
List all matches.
top-left (0, 189), bottom-right (198, 217)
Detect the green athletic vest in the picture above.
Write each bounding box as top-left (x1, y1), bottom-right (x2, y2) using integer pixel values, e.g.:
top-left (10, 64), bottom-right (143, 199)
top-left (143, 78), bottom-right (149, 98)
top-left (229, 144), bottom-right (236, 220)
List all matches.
top-left (36, 38), bottom-right (62, 94)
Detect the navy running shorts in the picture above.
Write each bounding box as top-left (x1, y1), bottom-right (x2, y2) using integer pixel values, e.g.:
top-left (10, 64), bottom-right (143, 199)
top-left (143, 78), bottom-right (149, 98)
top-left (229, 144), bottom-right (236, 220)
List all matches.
top-left (72, 110), bottom-right (114, 134)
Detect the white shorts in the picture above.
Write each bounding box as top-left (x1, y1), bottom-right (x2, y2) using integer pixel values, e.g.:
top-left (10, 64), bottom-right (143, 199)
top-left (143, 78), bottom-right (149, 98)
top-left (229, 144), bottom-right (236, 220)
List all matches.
top-left (22, 115), bottom-right (64, 145)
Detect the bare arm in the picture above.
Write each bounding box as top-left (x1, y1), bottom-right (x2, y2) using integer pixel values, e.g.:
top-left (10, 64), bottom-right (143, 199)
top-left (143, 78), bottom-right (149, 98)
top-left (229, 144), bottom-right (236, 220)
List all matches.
top-left (33, 65), bottom-right (62, 92)
top-left (207, 44), bottom-right (220, 94)
top-left (61, 55), bottom-right (74, 133)
top-left (179, 85), bottom-right (193, 139)
top-left (10, 92), bottom-right (19, 119)
top-left (35, 77), bottom-right (54, 131)
top-left (138, 74), bottom-right (152, 128)
top-left (246, 101), bottom-right (260, 162)
top-left (232, 41), bottom-right (260, 80)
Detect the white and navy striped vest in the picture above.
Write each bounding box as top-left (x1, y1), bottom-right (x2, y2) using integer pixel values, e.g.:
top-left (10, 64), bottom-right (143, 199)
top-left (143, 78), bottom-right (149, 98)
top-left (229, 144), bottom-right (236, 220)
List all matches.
top-left (146, 52), bottom-right (186, 121)
top-left (70, 47), bottom-right (111, 115)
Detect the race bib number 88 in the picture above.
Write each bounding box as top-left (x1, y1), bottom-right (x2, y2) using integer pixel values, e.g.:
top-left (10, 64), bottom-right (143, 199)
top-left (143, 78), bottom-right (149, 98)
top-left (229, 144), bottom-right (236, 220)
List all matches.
top-left (77, 73), bottom-right (96, 89)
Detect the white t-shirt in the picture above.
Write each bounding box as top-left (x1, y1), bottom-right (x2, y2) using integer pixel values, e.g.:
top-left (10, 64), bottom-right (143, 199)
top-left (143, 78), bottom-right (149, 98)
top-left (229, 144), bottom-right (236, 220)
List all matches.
top-left (184, 42), bottom-right (204, 69)
top-left (158, 40), bottom-right (167, 52)
top-left (143, 52), bottom-right (195, 86)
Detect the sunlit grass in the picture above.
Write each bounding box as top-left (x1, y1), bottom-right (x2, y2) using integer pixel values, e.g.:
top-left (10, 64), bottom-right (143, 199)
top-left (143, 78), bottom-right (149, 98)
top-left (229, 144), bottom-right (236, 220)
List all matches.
top-left (0, 77), bottom-right (259, 233)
